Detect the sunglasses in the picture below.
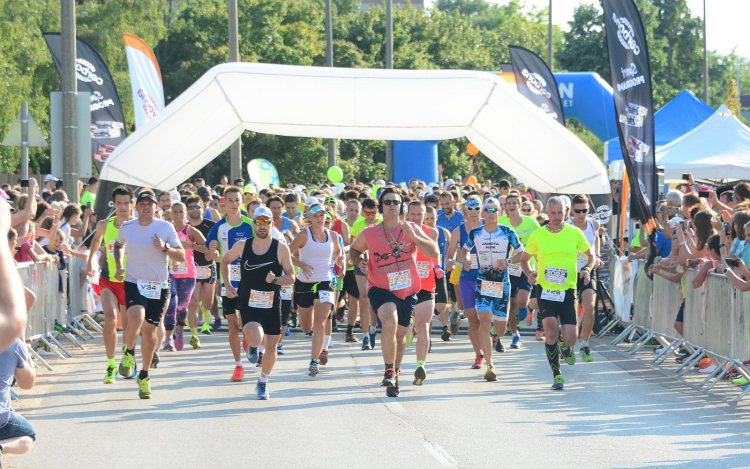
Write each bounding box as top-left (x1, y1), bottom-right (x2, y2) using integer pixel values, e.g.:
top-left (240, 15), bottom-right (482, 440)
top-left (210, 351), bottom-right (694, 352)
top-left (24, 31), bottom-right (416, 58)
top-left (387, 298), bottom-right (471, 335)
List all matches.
top-left (363, 211), bottom-right (377, 216)
top-left (382, 199), bottom-right (401, 206)
top-left (484, 208), bottom-right (499, 213)
top-left (522, 208), bottom-right (532, 212)
top-left (253, 218), bottom-right (272, 226)
top-left (187, 205), bottom-right (202, 210)
top-left (574, 208), bottom-right (588, 214)
top-left (465, 206), bottom-right (481, 211)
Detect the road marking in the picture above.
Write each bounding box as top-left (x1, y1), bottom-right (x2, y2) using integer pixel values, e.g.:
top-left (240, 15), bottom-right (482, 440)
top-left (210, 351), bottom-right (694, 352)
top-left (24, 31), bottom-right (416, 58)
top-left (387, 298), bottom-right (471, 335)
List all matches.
top-left (423, 442), bottom-right (456, 467)
top-left (357, 365), bottom-right (377, 375)
top-left (382, 400), bottom-right (406, 413)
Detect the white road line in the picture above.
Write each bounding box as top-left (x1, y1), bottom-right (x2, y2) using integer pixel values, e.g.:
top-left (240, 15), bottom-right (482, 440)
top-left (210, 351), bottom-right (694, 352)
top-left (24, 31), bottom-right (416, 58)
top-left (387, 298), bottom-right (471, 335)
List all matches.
top-left (357, 365), bottom-right (377, 375)
top-left (423, 442), bottom-right (456, 467)
top-left (382, 400), bottom-right (406, 413)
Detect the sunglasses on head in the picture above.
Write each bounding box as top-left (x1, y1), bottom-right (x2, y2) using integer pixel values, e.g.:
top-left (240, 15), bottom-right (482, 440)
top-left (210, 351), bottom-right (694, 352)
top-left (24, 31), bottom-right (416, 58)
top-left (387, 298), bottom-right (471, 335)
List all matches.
top-left (574, 208), bottom-right (588, 214)
top-left (382, 199), bottom-right (401, 206)
top-left (363, 210), bottom-right (377, 216)
top-left (253, 218), bottom-right (272, 226)
top-left (484, 207), bottom-right (499, 213)
top-left (187, 205), bottom-right (202, 210)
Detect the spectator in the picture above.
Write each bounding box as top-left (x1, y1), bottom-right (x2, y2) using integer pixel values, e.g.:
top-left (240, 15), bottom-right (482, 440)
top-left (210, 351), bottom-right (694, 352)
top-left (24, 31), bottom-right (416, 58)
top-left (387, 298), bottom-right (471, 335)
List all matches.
top-left (0, 338), bottom-right (36, 465)
top-left (691, 235), bottom-right (723, 288)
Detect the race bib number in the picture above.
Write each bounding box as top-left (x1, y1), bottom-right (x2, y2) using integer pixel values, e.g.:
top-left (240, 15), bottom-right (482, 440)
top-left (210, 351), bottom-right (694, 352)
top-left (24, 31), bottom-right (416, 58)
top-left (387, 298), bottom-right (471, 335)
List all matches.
top-left (107, 240), bottom-right (115, 258)
top-left (319, 290), bottom-right (333, 304)
top-left (170, 261), bottom-right (188, 275)
top-left (416, 261), bottom-right (431, 279)
top-left (541, 288), bottom-right (565, 302)
top-left (480, 280), bottom-right (504, 298)
top-left (387, 270), bottom-right (412, 291)
top-left (249, 290), bottom-right (274, 309)
top-left (544, 267), bottom-right (568, 285)
top-left (280, 285), bottom-right (292, 301)
top-left (507, 263), bottom-right (522, 277)
top-left (196, 265), bottom-right (212, 280)
top-left (470, 254), bottom-right (479, 270)
top-left (229, 264), bottom-right (241, 284)
top-left (137, 280), bottom-right (161, 300)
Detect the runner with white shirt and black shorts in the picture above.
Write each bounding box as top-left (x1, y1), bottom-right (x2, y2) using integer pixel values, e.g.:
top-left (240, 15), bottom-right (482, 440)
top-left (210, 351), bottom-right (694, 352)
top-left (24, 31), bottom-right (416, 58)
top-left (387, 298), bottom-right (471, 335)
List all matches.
top-left (221, 207), bottom-right (296, 400)
top-left (114, 190), bottom-right (185, 399)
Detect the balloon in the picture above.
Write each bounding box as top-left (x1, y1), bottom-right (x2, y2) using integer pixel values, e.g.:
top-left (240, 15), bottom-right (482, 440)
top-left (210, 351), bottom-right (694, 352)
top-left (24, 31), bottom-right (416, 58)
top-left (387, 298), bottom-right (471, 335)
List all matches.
top-left (327, 166), bottom-right (344, 183)
top-left (466, 175), bottom-right (478, 186)
top-left (467, 143), bottom-right (479, 156)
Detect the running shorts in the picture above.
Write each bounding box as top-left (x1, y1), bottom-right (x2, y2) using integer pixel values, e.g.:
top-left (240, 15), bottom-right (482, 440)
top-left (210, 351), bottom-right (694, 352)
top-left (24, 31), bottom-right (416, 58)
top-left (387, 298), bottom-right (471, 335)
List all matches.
top-left (475, 280), bottom-right (510, 319)
top-left (195, 263), bottom-right (217, 285)
top-left (367, 287), bottom-right (417, 328)
top-left (240, 305), bottom-right (282, 336)
top-left (534, 284), bottom-right (577, 326)
top-left (100, 278), bottom-right (126, 306)
top-left (576, 268), bottom-right (597, 295)
top-left (342, 269), bottom-right (360, 299)
top-left (434, 274), bottom-right (448, 305)
top-left (294, 280), bottom-right (334, 309)
top-left (510, 272), bottom-right (533, 298)
top-left (222, 295), bottom-right (241, 317)
top-left (124, 281), bottom-right (170, 326)
top-left (416, 290), bottom-right (435, 305)
top-left (459, 278), bottom-right (477, 310)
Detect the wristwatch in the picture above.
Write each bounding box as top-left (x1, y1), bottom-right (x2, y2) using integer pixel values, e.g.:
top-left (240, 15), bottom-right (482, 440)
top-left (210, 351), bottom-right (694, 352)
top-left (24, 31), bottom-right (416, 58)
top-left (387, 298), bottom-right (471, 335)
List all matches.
top-left (723, 267), bottom-right (731, 274)
top-left (162, 246), bottom-right (169, 253)
top-left (507, 259), bottom-right (513, 265)
top-left (271, 278), bottom-right (278, 284)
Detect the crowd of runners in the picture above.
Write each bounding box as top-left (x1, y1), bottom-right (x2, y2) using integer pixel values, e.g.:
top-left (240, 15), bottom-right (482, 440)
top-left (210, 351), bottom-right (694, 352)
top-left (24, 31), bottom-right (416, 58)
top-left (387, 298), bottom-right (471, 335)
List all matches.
top-left (49, 174), bottom-right (603, 400)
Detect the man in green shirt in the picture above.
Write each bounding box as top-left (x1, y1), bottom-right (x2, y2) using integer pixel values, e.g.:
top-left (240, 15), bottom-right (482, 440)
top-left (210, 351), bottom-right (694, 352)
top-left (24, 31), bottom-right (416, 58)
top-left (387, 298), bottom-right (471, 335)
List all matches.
top-left (81, 176), bottom-right (98, 208)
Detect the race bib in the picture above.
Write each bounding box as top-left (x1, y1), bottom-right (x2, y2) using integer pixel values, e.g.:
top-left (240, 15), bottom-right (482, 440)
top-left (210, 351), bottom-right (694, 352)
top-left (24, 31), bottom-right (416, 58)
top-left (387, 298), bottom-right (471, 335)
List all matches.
top-left (416, 261), bottom-right (431, 279)
top-left (507, 263), bottom-right (522, 277)
top-left (541, 288), bottom-right (565, 302)
top-left (137, 280), bottom-right (161, 300)
top-left (196, 265), bottom-right (212, 280)
top-left (470, 254), bottom-right (479, 270)
top-left (280, 285), bottom-right (292, 301)
top-left (229, 264), bottom-right (241, 283)
top-left (387, 270), bottom-right (412, 292)
top-left (319, 290), bottom-right (333, 304)
top-left (480, 280), bottom-right (504, 298)
top-left (107, 240), bottom-right (115, 258)
top-left (170, 261), bottom-right (188, 275)
top-left (544, 267), bottom-right (568, 285)
top-left (249, 290), bottom-right (273, 309)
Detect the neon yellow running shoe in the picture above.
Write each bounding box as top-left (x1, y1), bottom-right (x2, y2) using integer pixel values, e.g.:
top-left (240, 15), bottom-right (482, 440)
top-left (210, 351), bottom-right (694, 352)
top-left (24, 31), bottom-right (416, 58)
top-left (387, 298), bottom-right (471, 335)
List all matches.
top-left (190, 336), bottom-right (201, 349)
top-left (580, 346), bottom-right (593, 363)
top-left (137, 376), bottom-right (152, 399)
top-left (103, 366), bottom-right (116, 384)
top-left (119, 347), bottom-right (135, 378)
top-left (484, 365), bottom-right (498, 382)
top-left (201, 323), bottom-right (212, 335)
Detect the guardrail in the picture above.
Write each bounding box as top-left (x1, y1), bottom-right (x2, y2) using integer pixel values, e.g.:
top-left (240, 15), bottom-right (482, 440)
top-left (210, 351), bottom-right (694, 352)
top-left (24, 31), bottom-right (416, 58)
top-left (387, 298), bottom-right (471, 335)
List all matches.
top-left (608, 260), bottom-right (750, 402)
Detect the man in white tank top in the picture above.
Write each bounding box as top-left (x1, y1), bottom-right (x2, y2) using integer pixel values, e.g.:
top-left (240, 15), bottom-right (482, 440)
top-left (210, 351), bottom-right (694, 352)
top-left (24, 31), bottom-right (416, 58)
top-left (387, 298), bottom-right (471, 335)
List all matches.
top-left (568, 194), bottom-right (602, 363)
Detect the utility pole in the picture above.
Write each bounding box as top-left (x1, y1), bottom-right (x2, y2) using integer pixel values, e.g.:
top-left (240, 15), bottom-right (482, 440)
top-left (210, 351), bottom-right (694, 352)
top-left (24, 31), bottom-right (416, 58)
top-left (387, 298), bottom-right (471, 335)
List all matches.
top-left (20, 103), bottom-right (29, 194)
top-left (228, 0), bottom-right (242, 182)
top-left (61, 0), bottom-right (79, 204)
top-left (326, 0), bottom-right (336, 168)
top-left (385, 0), bottom-right (394, 181)
top-left (547, 0), bottom-right (553, 69)
top-left (703, 0), bottom-right (708, 103)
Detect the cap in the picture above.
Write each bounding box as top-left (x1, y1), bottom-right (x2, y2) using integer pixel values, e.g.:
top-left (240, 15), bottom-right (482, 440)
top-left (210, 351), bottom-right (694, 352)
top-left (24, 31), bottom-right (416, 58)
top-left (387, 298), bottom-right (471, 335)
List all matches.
top-left (253, 206), bottom-right (273, 219)
top-left (170, 189), bottom-right (181, 203)
top-left (375, 179), bottom-right (386, 185)
top-left (309, 204), bottom-right (325, 215)
top-left (698, 357), bottom-right (716, 373)
top-left (465, 198), bottom-right (482, 209)
top-left (197, 186), bottom-right (211, 202)
top-left (418, 191), bottom-right (426, 198)
top-left (305, 196), bottom-right (320, 207)
top-left (324, 196), bottom-right (337, 205)
top-left (136, 192), bottom-right (158, 204)
top-left (560, 195), bottom-right (571, 208)
top-left (445, 178), bottom-right (455, 186)
top-left (243, 184), bottom-right (256, 194)
top-left (45, 174), bottom-right (59, 182)
top-left (483, 198), bottom-right (500, 209)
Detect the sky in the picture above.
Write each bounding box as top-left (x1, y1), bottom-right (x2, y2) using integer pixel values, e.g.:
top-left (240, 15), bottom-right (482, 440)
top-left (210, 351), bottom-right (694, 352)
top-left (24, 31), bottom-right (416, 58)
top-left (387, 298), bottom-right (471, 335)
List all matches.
top-left (423, 0), bottom-right (750, 58)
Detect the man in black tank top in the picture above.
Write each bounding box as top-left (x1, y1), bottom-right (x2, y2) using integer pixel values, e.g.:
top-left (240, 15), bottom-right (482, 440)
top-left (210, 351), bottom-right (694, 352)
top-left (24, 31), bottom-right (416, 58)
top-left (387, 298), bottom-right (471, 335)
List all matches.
top-left (221, 207), bottom-right (296, 400)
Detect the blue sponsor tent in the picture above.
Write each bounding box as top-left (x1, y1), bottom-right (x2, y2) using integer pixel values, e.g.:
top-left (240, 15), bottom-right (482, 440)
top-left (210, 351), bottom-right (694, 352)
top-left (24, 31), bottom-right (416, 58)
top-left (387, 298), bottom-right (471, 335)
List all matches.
top-left (606, 89), bottom-right (714, 163)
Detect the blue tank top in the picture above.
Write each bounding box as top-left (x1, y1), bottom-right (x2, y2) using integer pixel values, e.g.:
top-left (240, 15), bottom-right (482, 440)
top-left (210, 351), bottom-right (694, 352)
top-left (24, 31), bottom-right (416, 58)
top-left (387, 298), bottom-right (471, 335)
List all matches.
top-left (281, 216), bottom-right (292, 233)
top-left (459, 223), bottom-right (480, 281)
top-left (437, 226), bottom-right (447, 270)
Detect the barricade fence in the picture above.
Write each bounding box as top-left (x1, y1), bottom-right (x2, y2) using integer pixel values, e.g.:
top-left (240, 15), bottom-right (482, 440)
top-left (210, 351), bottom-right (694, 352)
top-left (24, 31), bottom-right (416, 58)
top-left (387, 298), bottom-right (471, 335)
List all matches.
top-left (611, 262), bottom-right (750, 402)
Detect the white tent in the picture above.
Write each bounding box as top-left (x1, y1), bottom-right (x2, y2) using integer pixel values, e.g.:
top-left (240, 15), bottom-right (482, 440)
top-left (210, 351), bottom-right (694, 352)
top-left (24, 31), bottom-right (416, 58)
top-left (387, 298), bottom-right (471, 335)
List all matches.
top-left (656, 105), bottom-right (750, 180)
top-left (100, 63), bottom-right (609, 194)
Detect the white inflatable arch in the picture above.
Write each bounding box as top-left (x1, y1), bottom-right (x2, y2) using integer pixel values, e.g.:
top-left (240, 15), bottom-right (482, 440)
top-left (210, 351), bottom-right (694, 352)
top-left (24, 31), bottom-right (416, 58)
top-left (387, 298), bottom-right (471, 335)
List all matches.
top-left (100, 63), bottom-right (609, 194)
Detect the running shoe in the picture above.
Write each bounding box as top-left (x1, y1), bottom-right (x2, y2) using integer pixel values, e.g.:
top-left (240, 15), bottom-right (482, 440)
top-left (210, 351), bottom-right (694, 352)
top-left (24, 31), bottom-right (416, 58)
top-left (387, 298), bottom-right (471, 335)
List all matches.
top-left (484, 365), bottom-right (497, 382)
top-left (151, 351), bottom-right (160, 369)
top-left (277, 343), bottom-right (285, 355)
top-left (450, 310), bottom-right (460, 329)
top-left (247, 346), bottom-right (258, 364)
top-left (413, 365), bottom-right (426, 386)
top-left (212, 317), bottom-right (222, 331)
top-left (231, 365), bottom-right (244, 382)
top-left (362, 335), bottom-right (372, 350)
top-left (103, 366), bottom-right (116, 384)
top-left (335, 306), bottom-right (345, 321)
top-left (345, 333), bottom-right (358, 343)
top-left (471, 355), bottom-right (483, 369)
top-left (382, 368), bottom-right (397, 387)
top-left (190, 336), bottom-right (201, 349)
top-left (137, 376), bottom-right (152, 399)
top-left (510, 335), bottom-right (521, 349)
top-left (256, 380), bottom-right (269, 400)
top-left (175, 333), bottom-right (184, 351)
top-left (370, 331), bottom-right (377, 350)
top-left (560, 341), bottom-right (575, 365)
top-left (495, 339), bottom-right (505, 353)
top-left (536, 330), bottom-right (544, 341)
top-left (201, 323), bottom-right (212, 335)
top-left (285, 328), bottom-right (291, 336)
top-left (308, 360), bottom-right (319, 377)
top-left (119, 347), bottom-right (135, 378)
top-left (256, 352), bottom-right (263, 367)
top-left (163, 338), bottom-right (175, 352)
top-left (319, 350), bottom-right (329, 366)
top-left (551, 375), bottom-right (564, 390)
top-left (128, 363), bottom-right (138, 380)
top-left (441, 328), bottom-right (451, 341)
top-left (580, 346), bottom-right (593, 363)
top-left (732, 377), bottom-right (749, 385)
top-left (675, 351), bottom-right (691, 364)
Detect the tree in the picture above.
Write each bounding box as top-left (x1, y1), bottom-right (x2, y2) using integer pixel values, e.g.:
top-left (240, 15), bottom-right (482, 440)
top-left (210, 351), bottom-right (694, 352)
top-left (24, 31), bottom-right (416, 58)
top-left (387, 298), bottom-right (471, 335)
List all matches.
top-left (726, 78), bottom-right (741, 116)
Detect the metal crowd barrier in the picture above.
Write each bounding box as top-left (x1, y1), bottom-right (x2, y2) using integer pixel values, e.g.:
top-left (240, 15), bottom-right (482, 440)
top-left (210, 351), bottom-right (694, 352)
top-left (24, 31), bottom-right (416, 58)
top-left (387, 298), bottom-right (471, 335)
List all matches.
top-left (609, 262), bottom-right (750, 402)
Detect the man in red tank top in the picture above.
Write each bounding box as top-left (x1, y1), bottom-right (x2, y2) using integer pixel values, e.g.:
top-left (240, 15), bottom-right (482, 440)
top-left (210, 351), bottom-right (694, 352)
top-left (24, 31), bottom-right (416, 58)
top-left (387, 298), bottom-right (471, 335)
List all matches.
top-left (350, 188), bottom-right (439, 398)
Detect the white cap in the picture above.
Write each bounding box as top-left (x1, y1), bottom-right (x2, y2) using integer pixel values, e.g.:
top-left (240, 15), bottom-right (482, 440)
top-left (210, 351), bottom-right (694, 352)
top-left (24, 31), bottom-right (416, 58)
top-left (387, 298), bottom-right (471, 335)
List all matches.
top-left (483, 197), bottom-right (500, 209)
top-left (45, 174), bottom-right (59, 182)
top-left (305, 196), bottom-right (319, 207)
top-left (418, 191), bottom-right (427, 197)
top-left (375, 179), bottom-right (386, 185)
top-left (445, 178), bottom-right (455, 186)
top-left (560, 195), bottom-right (571, 208)
top-left (253, 206), bottom-right (273, 219)
top-left (170, 189), bottom-right (181, 202)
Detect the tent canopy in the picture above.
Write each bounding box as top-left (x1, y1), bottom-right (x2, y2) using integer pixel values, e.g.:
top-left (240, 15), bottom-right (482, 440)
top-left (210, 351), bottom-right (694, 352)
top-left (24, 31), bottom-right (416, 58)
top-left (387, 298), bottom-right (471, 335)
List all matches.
top-left (656, 105), bottom-right (750, 180)
top-left (100, 63), bottom-right (609, 194)
top-left (606, 89), bottom-right (713, 162)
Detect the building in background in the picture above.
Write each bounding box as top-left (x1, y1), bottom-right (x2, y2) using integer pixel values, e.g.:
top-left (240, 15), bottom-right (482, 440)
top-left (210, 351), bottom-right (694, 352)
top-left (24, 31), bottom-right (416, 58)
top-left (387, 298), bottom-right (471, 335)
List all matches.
top-left (360, 0), bottom-right (424, 12)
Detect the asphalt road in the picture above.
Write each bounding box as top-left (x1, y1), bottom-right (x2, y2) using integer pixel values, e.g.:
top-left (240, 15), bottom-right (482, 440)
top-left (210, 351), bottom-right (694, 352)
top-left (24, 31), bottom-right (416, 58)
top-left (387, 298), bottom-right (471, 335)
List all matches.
top-left (9, 324), bottom-right (750, 469)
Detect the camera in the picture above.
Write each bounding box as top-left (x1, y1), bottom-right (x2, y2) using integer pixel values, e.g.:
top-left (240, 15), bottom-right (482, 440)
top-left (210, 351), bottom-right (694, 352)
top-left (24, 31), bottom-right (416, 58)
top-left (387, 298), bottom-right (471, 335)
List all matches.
top-left (726, 258), bottom-right (739, 268)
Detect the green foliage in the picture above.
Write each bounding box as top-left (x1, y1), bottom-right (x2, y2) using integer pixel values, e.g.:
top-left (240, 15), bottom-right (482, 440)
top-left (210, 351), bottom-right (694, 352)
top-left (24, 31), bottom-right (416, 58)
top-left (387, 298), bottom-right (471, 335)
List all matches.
top-left (725, 78), bottom-right (741, 116)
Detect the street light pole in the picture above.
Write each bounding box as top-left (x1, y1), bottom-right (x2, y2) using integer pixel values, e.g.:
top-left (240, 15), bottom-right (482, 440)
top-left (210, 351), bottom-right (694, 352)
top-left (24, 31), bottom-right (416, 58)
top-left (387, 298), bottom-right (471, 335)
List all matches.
top-left (385, 0), bottom-right (393, 181)
top-left (228, 0), bottom-right (242, 183)
top-left (547, 0), bottom-right (553, 69)
top-left (326, 0), bottom-right (336, 168)
top-left (61, 0), bottom-right (79, 204)
top-left (703, 0), bottom-right (708, 103)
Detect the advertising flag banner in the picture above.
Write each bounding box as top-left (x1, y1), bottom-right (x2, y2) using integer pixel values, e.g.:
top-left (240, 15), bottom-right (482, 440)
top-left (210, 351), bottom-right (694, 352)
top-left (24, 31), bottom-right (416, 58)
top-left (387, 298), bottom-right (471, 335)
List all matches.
top-left (247, 159), bottom-right (280, 188)
top-left (43, 33), bottom-right (128, 171)
top-left (508, 46), bottom-right (565, 126)
top-left (123, 34), bottom-right (165, 130)
top-left (601, 0), bottom-right (656, 229)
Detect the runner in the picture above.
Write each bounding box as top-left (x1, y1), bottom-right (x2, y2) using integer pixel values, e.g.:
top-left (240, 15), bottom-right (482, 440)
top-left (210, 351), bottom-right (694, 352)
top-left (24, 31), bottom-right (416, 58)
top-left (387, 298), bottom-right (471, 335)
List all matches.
top-left (499, 193), bottom-right (540, 349)
top-left (322, 209), bottom-right (345, 362)
top-left (350, 188), bottom-right (439, 397)
top-left (351, 198), bottom-right (380, 349)
top-left (114, 190), bottom-right (185, 399)
top-left (406, 201), bottom-right (442, 385)
top-left (423, 206), bottom-right (452, 341)
top-left (567, 194), bottom-right (601, 363)
top-left (520, 196), bottom-right (594, 390)
top-left (461, 198), bottom-right (524, 381)
top-left (342, 199), bottom-right (362, 343)
top-left (221, 207), bottom-right (296, 399)
top-left (85, 185), bottom-right (135, 384)
top-left (437, 191), bottom-right (464, 333)
top-left (325, 196), bottom-right (350, 331)
top-left (205, 186), bottom-right (255, 382)
top-left (162, 202), bottom-right (205, 351)
top-left (184, 195), bottom-right (217, 340)
top-left (269, 195), bottom-right (299, 236)
top-left (196, 186), bottom-right (221, 221)
top-left (288, 203), bottom-right (343, 377)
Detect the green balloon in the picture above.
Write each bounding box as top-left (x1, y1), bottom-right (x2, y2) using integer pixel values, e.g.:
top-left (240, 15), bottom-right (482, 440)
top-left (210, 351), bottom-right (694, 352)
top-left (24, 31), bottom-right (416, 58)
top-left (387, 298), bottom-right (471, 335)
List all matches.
top-left (327, 166), bottom-right (344, 183)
